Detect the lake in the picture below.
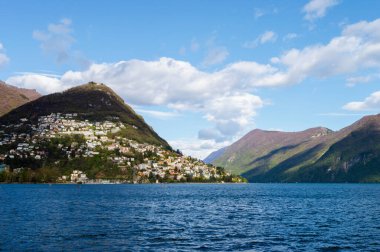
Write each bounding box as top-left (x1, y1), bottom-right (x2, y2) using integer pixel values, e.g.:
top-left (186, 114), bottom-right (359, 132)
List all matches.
top-left (0, 184), bottom-right (379, 251)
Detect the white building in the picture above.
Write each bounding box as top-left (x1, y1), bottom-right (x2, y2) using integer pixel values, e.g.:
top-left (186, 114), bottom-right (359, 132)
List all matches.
top-left (70, 170), bottom-right (88, 183)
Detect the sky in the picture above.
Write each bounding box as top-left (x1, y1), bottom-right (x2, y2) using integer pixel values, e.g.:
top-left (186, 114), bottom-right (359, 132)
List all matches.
top-left (1, 0), bottom-right (380, 158)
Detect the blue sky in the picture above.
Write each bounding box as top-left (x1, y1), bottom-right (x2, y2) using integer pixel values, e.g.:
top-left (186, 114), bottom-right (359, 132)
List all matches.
top-left (1, 0), bottom-right (380, 158)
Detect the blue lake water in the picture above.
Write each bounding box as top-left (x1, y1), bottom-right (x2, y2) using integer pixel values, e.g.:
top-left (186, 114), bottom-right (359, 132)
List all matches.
top-left (0, 184), bottom-right (379, 251)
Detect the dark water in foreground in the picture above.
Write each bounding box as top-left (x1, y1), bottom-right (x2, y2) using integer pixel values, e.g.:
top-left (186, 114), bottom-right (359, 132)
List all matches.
top-left (0, 184), bottom-right (379, 251)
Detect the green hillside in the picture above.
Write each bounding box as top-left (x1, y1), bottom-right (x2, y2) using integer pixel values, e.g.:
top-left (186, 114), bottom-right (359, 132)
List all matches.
top-left (207, 115), bottom-right (380, 182)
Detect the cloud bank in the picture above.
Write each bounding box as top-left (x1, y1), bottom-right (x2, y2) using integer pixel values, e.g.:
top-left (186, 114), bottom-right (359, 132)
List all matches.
top-left (7, 57), bottom-right (270, 142)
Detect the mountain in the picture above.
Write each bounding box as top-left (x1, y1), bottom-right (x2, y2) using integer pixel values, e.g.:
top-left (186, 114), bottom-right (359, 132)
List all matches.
top-left (0, 82), bottom-right (245, 184)
top-left (208, 127), bottom-right (333, 177)
top-left (204, 147), bottom-right (226, 164)
top-left (0, 81), bottom-right (41, 116)
top-left (206, 115), bottom-right (380, 182)
top-left (0, 82), bottom-right (168, 147)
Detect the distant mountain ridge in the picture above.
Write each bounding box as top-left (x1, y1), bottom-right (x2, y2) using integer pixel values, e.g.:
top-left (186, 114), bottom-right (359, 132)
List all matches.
top-left (204, 147), bottom-right (226, 164)
top-left (205, 115), bottom-right (380, 182)
top-left (0, 81), bottom-right (41, 116)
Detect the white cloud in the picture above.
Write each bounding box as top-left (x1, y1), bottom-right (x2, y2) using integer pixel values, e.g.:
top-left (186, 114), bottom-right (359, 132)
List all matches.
top-left (254, 8), bottom-right (265, 19)
top-left (0, 54), bottom-right (9, 67)
top-left (135, 109), bottom-right (180, 120)
top-left (201, 34), bottom-right (229, 66)
top-left (203, 93), bottom-right (264, 139)
top-left (303, 0), bottom-right (339, 21)
top-left (13, 71), bottom-right (61, 78)
top-left (342, 19), bottom-right (380, 41)
top-left (283, 33), bottom-right (298, 41)
top-left (33, 18), bottom-right (75, 63)
top-left (169, 138), bottom-right (231, 159)
top-left (198, 128), bottom-right (225, 142)
top-left (260, 31), bottom-right (277, 44)
top-left (7, 57), bottom-right (273, 142)
top-left (6, 58), bottom-right (275, 98)
top-left (6, 73), bottom-right (70, 93)
top-left (0, 42), bottom-right (10, 67)
top-left (346, 75), bottom-right (375, 87)
top-left (243, 31), bottom-right (277, 48)
top-left (202, 46), bottom-right (229, 66)
top-left (343, 91), bottom-right (380, 111)
top-left (269, 18), bottom-right (380, 85)
top-left (253, 8), bottom-right (278, 20)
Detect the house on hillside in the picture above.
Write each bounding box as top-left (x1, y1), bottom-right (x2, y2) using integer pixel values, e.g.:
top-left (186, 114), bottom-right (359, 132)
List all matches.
top-left (70, 170), bottom-right (88, 183)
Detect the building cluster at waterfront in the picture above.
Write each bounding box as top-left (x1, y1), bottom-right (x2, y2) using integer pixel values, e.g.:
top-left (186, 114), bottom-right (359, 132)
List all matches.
top-left (0, 113), bottom-right (239, 183)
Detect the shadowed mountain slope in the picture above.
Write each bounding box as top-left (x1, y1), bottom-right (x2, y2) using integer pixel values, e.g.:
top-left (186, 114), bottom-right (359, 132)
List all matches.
top-left (206, 115), bottom-right (380, 182)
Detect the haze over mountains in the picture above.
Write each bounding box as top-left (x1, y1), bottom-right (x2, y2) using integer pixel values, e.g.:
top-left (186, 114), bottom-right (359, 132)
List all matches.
top-left (0, 81), bottom-right (41, 116)
top-left (206, 115), bottom-right (380, 182)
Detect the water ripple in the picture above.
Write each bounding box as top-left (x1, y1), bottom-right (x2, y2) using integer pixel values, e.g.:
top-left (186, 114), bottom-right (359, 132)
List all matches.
top-left (0, 183), bottom-right (379, 251)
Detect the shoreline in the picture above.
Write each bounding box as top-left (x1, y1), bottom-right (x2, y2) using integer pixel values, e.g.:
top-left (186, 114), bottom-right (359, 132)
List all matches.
top-left (0, 181), bottom-right (248, 185)
top-left (2, 182), bottom-right (380, 185)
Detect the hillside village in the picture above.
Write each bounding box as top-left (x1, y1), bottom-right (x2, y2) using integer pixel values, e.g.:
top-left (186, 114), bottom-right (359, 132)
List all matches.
top-left (0, 113), bottom-right (244, 183)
